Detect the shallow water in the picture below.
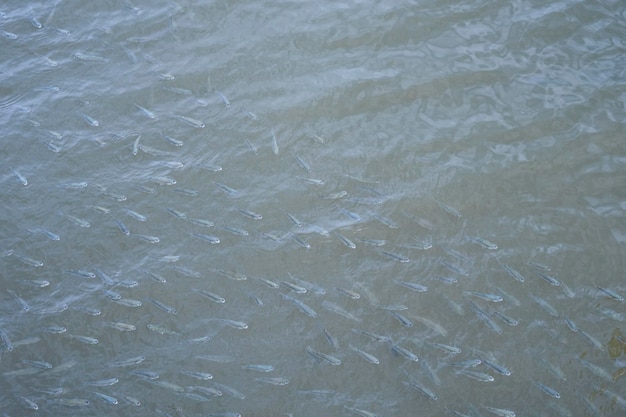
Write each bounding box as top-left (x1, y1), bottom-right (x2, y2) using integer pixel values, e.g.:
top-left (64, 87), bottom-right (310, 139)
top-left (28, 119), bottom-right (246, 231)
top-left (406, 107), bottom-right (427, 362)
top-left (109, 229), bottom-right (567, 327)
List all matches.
top-left (1, 0), bottom-right (625, 416)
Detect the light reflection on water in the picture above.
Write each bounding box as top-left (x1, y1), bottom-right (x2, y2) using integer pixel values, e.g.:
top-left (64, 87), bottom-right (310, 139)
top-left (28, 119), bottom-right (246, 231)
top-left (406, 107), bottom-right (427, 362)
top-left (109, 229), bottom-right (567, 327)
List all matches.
top-left (1, 0), bottom-right (625, 416)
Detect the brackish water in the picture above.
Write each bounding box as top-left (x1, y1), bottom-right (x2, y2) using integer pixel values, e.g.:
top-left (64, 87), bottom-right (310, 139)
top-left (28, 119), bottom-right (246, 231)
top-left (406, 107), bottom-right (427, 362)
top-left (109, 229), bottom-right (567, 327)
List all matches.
top-left (1, 1), bottom-right (625, 416)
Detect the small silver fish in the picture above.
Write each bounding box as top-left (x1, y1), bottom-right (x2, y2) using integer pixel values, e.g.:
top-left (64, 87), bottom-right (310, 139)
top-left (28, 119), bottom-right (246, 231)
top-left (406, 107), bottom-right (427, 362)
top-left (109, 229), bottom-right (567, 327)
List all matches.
top-left (133, 103), bottom-right (156, 119)
top-left (174, 114), bottom-right (204, 128)
top-left (468, 235), bottom-right (498, 250)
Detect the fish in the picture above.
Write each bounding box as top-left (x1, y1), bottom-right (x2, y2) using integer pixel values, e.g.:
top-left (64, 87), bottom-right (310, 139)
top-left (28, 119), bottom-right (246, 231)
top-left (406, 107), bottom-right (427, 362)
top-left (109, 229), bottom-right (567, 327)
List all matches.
top-left (67, 269), bottom-right (96, 278)
top-left (215, 90), bottom-right (230, 107)
top-left (283, 211), bottom-right (303, 227)
top-left (74, 52), bottom-right (106, 62)
top-left (0, 329), bottom-right (13, 352)
top-left (500, 263), bottom-right (525, 283)
top-left (358, 238), bottom-right (387, 246)
top-left (106, 322), bottom-right (136, 332)
top-left (255, 277), bottom-right (281, 289)
top-left (578, 358), bottom-right (613, 382)
top-left (463, 291), bottom-right (503, 302)
top-left (281, 294), bottom-right (318, 318)
top-left (64, 213), bottom-right (90, 228)
top-left (295, 155), bottom-right (312, 172)
top-left (271, 128), bottom-right (279, 155)
top-left (437, 200), bottom-right (462, 218)
top-left (147, 324), bottom-right (178, 335)
top-left (189, 386), bottom-right (222, 396)
top-left (193, 288), bottom-right (226, 303)
top-left (467, 299), bottom-right (503, 334)
top-left (77, 112), bottom-right (99, 127)
top-left (88, 205), bottom-right (111, 214)
top-left (114, 218), bottom-right (130, 235)
top-left (395, 281), bottom-right (428, 292)
top-left (134, 234), bottom-right (160, 243)
top-left (72, 306), bottom-right (101, 316)
top-left (86, 378), bottom-right (119, 387)
top-left (533, 270), bottom-right (561, 287)
top-left (189, 218), bottom-right (215, 227)
top-left (12, 169), bottom-right (28, 186)
top-left (562, 316), bottom-right (578, 332)
top-left (112, 355), bottom-right (145, 367)
top-left (141, 270), bottom-right (167, 283)
top-left (456, 369), bottom-right (494, 382)
top-left (245, 138), bottom-right (258, 154)
top-left (23, 359), bottom-right (53, 369)
top-left (287, 273), bottom-right (326, 294)
top-left (68, 334), bottom-right (99, 345)
top-left (192, 233), bottom-right (220, 244)
top-left (221, 225), bottom-right (249, 236)
top-left (215, 269), bottom-right (247, 281)
top-left (429, 275), bottom-right (457, 284)
top-left (390, 311), bottom-right (413, 328)
top-left (300, 177), bottom-right (325, 185)
top-left (255, 376), bottom-right (289, 385)
top-left (291, 233), bottom-right (311, 248)
top-left (180, 370), bottom-right (213, 380)
top-left (322, 328), bottom-right (340, 349)
top-left (390, 343), bottom-right (420, 362)
top-left (242, 364), bottom-right (275, 372)
top-left (123, 208), bottom-right (147, 222)
top-left (379, 249), bottom-right (409, 263)
top-left (532, 380), bottom-right (560, 399)
top-left (163, 86), bottom-right (192, 95)
top-left (369, 212), bottom-right (399, 228)
top-left (237, 209), bottom-right (263, 220)
top-left (535, 356), bottom-right (565, 380)
top-left (447, 359), bottom-right (482, 368)
top-left (344, 406), bottom-right (378, 417)
top-left (147, 297), bottom-right (177, 315)
top-left (492, 311), bottom-right (519, 326)
top-left (150, 380), bottom-right (185, 393)
top-left (165, 207), bottom-right (187, 219)
top-left (174, 114), bottom-right (205, 128)
top-left (306, 345), bottom-right (341, 365)
top-left (482, 406), bottom-right (516, 417)
top-left (529, 292), bottom-right (559, 317)
top-left (210, 382), bottom-right (245, 399)
top-left (335, 232), bottom-right (356, 249)
top-left (413, 315), bottom-right (448, 336)
top-left (281, 281), bottom-right (307, 294)
top-left (339, 208), bottom-right (365, 223)
top-left (468, 235), bottom-right (498, 250)
top-left (129, 370), bottom-right (159, 380)
top-left (33, 386), bottom-right (64, 395)
top-left (133, 103), bottom-right (156, 119)
top-left (595, 285), bottom-right (624, 301)
top-left (348, 345), bottom-right (380, 364)
top-left (321, 300), bottom-right (360, 322)
top-left (403, 380), bottom-right (437, 400)
top-left (7, 289), bottom-right (29, 311)
top-left (119, 394), bottom-right (141, 406)
top-left (337, 287), bottom-right (360, 299)
top-left (90, 391), bottom-right (118, 404)
top-left (424, 342), bottom-right (461, 355)
top-left (92, 268), bottom-right (115, 285)
top-left (58, 181), bottom-right (89, 190)
top-left (351, 329), bottom-right (391, 343)
top-left (160, 132), bottom-right (183, 146)
top-left (215, 318), bottom-right (248, 329)
top-left (528, 261), bottom-right (551, 271)
top-left (213, 181), bottom-right (239, 196)
top-left (48, 398), bottom-right (91, 407)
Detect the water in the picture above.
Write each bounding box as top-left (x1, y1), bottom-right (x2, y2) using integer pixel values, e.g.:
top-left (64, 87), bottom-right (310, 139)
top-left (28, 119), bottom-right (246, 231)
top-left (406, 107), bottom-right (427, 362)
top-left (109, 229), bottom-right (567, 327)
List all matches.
top-left (1, 0), bottom-right (625, 415)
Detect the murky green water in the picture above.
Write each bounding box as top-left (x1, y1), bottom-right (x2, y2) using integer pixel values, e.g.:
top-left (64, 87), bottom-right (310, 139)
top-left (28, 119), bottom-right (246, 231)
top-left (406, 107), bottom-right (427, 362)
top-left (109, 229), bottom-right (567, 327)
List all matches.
top-left (1, 0), bottom-right (625, 416)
